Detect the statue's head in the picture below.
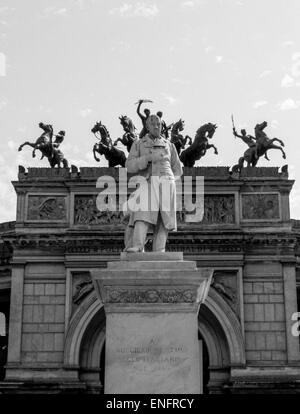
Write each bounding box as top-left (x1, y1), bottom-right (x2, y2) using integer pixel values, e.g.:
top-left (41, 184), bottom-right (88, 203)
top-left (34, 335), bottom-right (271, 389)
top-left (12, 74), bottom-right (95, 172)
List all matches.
top-left (146, 114), bottom-right (162, 138)
top-left (157, 111), bottom-right (163, 118)
top-left (178, 118), bottom-right (184, 131)
top-left (144, 108), bottom-right (150, 117)
top-left (241, 129), bottom-right (246, 135)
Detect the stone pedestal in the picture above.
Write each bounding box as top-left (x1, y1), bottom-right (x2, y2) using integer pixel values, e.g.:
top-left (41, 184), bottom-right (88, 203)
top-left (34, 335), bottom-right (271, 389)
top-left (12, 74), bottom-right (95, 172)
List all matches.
top-left (91, 252), bottom-right (212, 394)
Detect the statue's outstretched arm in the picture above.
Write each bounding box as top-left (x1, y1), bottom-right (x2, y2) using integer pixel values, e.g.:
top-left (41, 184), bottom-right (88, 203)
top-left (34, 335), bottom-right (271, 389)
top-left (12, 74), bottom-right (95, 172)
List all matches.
top-left (234, 132), bottom-right (243, 139)
top-left (49, 125), bottom-right (54, 143)
top-left (136, 101), bottom-right (144, 121)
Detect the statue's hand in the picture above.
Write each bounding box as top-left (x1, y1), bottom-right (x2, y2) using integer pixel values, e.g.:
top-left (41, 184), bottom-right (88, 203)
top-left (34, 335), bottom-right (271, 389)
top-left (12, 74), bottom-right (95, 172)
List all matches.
top-left (146, 152), bottom-right (167, 163)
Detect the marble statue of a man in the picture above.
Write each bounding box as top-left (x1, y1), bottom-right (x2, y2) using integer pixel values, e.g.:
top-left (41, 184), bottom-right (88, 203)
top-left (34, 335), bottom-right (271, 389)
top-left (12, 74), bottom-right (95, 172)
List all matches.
top-left (124, 114), bottom-right (183, 252)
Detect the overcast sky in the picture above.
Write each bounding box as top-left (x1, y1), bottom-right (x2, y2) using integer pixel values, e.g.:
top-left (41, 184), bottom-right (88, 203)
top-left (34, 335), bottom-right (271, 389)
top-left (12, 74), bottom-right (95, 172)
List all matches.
top-left (0, 0), bottom-right (300, 222)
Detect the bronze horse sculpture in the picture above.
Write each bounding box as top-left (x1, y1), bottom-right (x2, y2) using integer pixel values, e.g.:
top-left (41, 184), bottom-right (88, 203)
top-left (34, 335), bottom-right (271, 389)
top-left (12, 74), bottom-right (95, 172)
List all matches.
top-left (18, 122), bottom-right (69, 168)
top-left (91, 121), bottom-right (126, 167)
top-left (113, 115), bottom-right (137, 153)
top-left (179, 122), bottom-right (218, 167)
top-left (170, 119), bottom-right (192, 155)
top-left (232, 121), bottom-right (286, 172)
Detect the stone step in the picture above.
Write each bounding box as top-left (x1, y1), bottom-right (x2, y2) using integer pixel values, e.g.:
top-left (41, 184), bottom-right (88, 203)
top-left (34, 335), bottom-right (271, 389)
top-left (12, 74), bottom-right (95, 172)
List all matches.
top-left (108, 260), bottom-right (196, 270)
top-left (95, 269), bottom-right (209, 282)
top-left (120, 252), bottom-right (183, 261)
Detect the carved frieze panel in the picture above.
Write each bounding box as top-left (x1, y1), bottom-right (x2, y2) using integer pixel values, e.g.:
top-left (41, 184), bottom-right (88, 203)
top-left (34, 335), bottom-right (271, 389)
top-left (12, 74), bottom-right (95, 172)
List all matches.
top-left (74, 193), bottom-right (236, 226)
top-left (241, 193), bottom-right (280, 220)
top-left (27, 195), bottom-right (67, 221)
top-left (74, 195), bottom-right (127, 225)
top-left (177, 194), bottom-right (235, 224)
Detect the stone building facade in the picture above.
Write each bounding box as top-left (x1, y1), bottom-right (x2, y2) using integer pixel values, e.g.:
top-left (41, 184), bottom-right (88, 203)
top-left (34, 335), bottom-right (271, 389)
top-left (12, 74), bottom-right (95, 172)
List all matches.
top-left (0, 165), bottom-right (300, 393)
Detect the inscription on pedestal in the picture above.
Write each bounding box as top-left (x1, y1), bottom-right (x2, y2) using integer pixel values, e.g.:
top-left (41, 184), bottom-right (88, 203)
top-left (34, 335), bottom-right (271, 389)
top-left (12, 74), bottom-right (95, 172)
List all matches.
top-left (105, 313), bottom-right (200, 394)
top-left (116, 342), bottom-right (188, 373)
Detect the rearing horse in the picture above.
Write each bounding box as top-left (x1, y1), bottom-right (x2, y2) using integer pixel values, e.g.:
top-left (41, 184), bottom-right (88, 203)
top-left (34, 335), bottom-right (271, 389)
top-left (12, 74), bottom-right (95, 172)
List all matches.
top-left (180, 123), bottom-right (218, 167)
top-left (113, 115), bottom-right (137, 153)
top-left (18, 122), bottom-right (68, 168)
top-left (18, 122), bottom-right (53, 158)
top-left (232, 121), bottom-right (286, 172)
top-left (170, 119), bottom-right (192, 155)
top-left (91, 121), bottom-right (126, 167)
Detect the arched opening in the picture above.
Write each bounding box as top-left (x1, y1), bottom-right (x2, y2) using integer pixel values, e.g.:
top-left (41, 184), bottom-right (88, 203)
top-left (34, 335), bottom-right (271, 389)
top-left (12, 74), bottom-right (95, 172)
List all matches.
top-left (70, 288), bottom-right (244, 394)
top-left (78, 305), bottom-right (105, 393)
top-left (198, 303), bottom-right (231, 393)
top-left (99, 341), bottom-right (106, 392)
top-left (198, 331), bottom-right (210, 394)
top-left (197, 290), bottom-right (246, 394)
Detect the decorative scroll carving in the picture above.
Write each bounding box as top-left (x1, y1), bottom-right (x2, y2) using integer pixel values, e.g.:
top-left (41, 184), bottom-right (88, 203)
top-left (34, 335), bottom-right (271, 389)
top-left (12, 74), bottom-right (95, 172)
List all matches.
top-left (177, 194), bottom-right (235, 224)
top-left (242, 193), bottom-right (279, 220)
top-left (211, 270), bottom-right (239, 315)
top-left (72, 272), bottom-right (94, 310)
top-left (27, 196), bottom-right (67, 221)
top-left (106, 287), bottom-right (196, 304)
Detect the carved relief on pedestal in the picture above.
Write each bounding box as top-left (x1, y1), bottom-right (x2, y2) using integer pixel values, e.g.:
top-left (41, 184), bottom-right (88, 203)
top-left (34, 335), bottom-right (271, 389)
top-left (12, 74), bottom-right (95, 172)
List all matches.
top-left (241, 193), bottom-right (280, 220)
top-left (105, 287), bottom-right (196, 304)
top-left (27, 195), bottom-right (67, 221)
